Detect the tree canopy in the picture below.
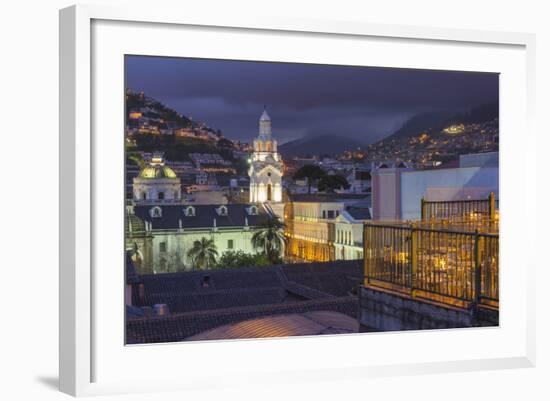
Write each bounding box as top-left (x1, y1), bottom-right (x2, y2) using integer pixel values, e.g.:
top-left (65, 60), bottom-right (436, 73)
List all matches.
top-left (216, 250), bottom-right (271, 269)
top-left (293, 164), bottom-right (326, 194)
top-left (317, 174), bottom-right (350, 193)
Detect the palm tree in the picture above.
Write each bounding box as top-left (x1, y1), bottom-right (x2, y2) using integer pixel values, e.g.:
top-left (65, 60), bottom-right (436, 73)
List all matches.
top-left (251, 216), bottom-right (286, 264)
top-left (187, 237), bottom-right (218, 270)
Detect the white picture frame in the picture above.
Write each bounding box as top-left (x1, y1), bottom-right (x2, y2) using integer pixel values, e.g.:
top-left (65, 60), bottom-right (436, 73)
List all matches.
top-left (59, 4), bottom-right (536, 397)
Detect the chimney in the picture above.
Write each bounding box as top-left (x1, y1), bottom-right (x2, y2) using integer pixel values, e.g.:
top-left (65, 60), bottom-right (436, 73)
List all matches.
top-left (153, 303), bottom-right (169, 317)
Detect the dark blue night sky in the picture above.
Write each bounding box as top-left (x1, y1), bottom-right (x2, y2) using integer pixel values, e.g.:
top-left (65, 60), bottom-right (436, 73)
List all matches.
top-left (125, 56), bottom-right (498, 145)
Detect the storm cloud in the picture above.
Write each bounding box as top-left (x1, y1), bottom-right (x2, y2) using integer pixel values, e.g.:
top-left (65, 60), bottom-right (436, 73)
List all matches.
top-left (125, 56), bottom-right (498, 144)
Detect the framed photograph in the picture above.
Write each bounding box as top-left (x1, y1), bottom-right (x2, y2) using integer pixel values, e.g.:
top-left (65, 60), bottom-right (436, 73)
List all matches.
top-left (59, 4), bottom-right (536, 396)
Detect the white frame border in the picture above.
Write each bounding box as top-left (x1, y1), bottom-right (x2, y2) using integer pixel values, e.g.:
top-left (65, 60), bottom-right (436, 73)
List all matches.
top-left (59, 4), bottom-right (536, 396)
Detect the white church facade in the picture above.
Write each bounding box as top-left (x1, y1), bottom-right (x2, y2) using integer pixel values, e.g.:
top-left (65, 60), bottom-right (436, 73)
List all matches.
top-left (248, 109), bottom-right (283, 204)
top-left (132, 152), bottom-right (182, 204)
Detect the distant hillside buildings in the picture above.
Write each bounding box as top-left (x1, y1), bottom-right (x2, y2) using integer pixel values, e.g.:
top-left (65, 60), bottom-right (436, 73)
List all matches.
top-left (126, 109), bottom-right (287, 274)
top-left (125, 93), bottom-right (499, 276)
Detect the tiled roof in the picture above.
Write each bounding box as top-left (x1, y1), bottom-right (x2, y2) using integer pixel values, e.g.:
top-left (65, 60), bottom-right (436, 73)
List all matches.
top-left (289, 194), bottom-right (369, 203)
top-left (126, 260), bottom-right (364, 343)
top-left (126, 296), bottom-right (359, 344)
top-left (187, 311), bottom-right (359, 341)
top-left (282, 260), bottom-right (362, 297)
top-left (133, 203), bottom-right (269, 230)
top-left (345, 206), bottom-right (371, 220)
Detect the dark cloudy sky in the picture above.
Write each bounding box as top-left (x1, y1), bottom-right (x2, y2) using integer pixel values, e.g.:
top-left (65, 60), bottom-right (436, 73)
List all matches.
top-left (125, 56), bottom-right (498, 145)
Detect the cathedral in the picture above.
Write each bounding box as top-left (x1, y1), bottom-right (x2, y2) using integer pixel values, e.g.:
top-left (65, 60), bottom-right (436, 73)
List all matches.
top-left (248, 108), bottom-right (283, 204)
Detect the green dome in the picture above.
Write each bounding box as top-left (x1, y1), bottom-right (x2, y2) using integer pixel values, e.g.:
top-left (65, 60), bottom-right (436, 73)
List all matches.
top-left (138, 165), bottom-right (177, 179)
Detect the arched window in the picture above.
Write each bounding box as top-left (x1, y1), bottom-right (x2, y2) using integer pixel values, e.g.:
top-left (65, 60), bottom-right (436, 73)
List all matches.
top-left (217, 205), bottom-right (228, 216)
top-left (150, 206), bottom-right (162, 218)
top-left (184, 206), bottom-right (195, 217)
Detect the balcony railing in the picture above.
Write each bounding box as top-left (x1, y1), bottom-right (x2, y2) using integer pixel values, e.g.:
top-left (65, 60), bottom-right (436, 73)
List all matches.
top-left (363, 219), bottom-right (499, 309)
top-left (421, 192), bottom-right (497, 226)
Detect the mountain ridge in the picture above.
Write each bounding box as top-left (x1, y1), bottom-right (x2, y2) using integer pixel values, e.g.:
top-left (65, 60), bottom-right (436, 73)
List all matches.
top-left (278, 134), bottom-right (366, 157)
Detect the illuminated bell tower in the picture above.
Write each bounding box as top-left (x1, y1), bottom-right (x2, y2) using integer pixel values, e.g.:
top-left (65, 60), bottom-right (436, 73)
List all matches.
top-left (249, 107), bottom-right (283, 205)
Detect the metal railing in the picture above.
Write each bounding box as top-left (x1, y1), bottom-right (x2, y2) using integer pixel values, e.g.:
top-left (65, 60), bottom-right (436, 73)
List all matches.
top-left (421, 192), bottom-right (497, 227)
top-left (364, 222), bottom-right (498, 308)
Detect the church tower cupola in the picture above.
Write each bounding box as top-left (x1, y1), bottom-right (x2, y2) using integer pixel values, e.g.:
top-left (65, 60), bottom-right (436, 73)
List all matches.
top-left (259, 107), bottom-right (272, 139)
top-left (254, 107), bottom-right (278, 154)
top-left (249, 107), bottom-right (283, 204)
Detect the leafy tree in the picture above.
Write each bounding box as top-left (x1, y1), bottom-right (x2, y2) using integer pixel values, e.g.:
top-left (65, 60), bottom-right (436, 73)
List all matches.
top-left (317, 174), bottom-right (350, 193)
top-left (251, 216), bottom-right (286, 264)
top-left (216, 250), bottom-right (271, 269)
top-left (293, 164), bottom-right (326, 194)
top-left (187, 237), bottom-right (218, 270)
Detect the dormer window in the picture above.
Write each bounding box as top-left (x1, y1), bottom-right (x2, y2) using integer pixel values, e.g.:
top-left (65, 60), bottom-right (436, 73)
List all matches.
top-left (149, 206), bottom-right (162, 218)
top-left (184, 206), bottom-right (195, 217)
top-left (216, 205), bottom-right (228, 216)
top-left (247, 205), bottom-right (259, 216)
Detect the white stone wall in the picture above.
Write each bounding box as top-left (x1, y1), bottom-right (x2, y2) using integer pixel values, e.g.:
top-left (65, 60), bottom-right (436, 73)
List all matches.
top-left (400, 167), bottom-right (499, 220)
top-left (149, 228), bottom-right (260, 273)
top-left (334, 219), bottom-right (364, 260)
top-left (292, 202), bottom-right (347, 220)
top-left (133, 178), bottom-right (181, 203)
top-left (249, 163), bottom-right (283, 203)
top-left (333, 244), bottom-right (364, 260)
